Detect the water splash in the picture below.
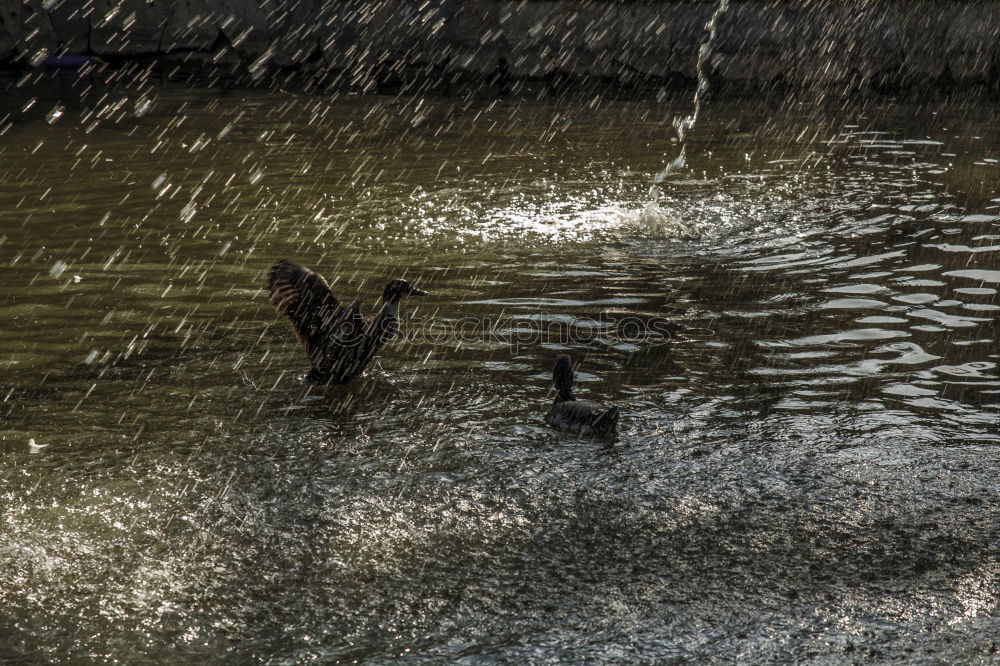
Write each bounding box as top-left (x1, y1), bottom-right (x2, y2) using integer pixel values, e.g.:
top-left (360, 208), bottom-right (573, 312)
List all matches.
top-left (45, 104), bottom-right (65, 124)
top-left (49, 260), bottom-right (68, 278)
top-left (649, 0), bottom-right (730, 196)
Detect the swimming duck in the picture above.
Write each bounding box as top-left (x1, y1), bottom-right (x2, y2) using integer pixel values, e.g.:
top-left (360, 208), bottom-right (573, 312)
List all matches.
top-left (267, 260), bottom-right (426, 384)
top-left (544, 354), bottom-right (620, 436)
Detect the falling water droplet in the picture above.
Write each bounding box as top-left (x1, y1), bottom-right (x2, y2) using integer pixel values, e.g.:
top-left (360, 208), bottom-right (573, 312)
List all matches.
top-left (180, 202), bottom-right (197, 223)
top-left (134, 98), bottom-right (153, 117)
top-left (29, 49), bottom-right (49, 67)
top-left (46, 104), bottom-right (65, 124)
top-left (49, 260), bottom-right (68, 278)
top-left (653, 148), bottom-right (687, 184)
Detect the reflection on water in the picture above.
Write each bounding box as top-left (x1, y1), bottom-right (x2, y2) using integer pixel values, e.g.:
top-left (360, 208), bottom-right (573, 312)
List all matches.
top-left (0, 77), bottom-right (998, 663)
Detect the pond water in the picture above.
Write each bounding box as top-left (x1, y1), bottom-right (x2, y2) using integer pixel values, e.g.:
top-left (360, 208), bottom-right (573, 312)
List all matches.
top-left (1, 75), bottom-right (998, 663)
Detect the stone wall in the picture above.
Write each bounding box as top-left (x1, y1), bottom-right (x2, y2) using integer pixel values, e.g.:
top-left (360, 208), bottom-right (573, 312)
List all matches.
top-left (1, 0), bottom-right (998, 95)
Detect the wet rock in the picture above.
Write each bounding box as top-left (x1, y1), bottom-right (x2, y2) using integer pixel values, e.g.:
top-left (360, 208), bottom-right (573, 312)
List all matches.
top-left (712, 2), bottom-right (905, 94)
top-left (317, 0), bottom-right (451, 91)
top-left (616, 4), bottom-right (708, 82)
top-left (267, 0), bottom-right (324, 67)
top-left (569, 4), bottom-right (624, 80)
top-left (311, 2), bottom-right (355, 72)
top-left (90, 0), bottom-right (168, 56)
top-left (892, 2), bottom-right (954, 82)
top-left (357, 1), bottom-right (450, 66)
top-left (498, 2), bottom-right (564, 77)
top-left (0, 0), bottom-right (59, 63)
top-left (943, 2), bottom-right (1000, 81)
top-left (161, 0), bottom-right (219, 53)
top-left (201, 0), bottom-right (271, 61)
top-left (446, 0), bottom-right (503, 75)
top-left (0, 14), bottom-right (14, 62)
top-left (45, 2), bottom-right (90, 54)
top-left (0, 0), bottom-right (997, 96)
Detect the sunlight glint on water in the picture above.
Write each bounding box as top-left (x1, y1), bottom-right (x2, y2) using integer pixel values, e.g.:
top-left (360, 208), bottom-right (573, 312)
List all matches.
top-left (0, 80), bottom-right (997, 663)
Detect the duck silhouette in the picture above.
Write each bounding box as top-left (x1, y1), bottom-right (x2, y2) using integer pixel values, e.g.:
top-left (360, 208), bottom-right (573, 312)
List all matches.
top-left (267, 260), bottom-right (426, 384)
top-left (544, 354), bottom-right (620, 436)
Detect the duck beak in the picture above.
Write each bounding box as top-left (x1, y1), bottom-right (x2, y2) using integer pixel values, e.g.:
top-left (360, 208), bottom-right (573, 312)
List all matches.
top-left (410, 287), bottom-right (428, 296)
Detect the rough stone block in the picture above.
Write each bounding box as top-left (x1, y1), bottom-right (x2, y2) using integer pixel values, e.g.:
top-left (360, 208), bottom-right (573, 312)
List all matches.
top-left (946, 2), bottom-right (999, 50)
top-left (318, 0), bottom-right (453, 78)
top-left (613, 6), bottom-right (696, 81)
top-left (0, 0), bottom-right (59, 62)
top-left (162, 0), bottom-right (219, 53)
top-left (497, 2), bottom-right (565, 76)
top-left (447, 0), bottom-right (502, 50)
top-left (46, 1), bottom-right (90, 53)
top-left (500, 2), bottom-right (620, 79)
top-left (315, 2), bottom-right (359, 70)
top-left (0, 0), bottom-right (17, 58)
top-left (581, 47), bottom-right (620, 83)
top-left (0, 22), bottom-right (13, 61)
top-left (201, 0), bottom-right (272, 60)
top-left (267, 0), bottom-right (325, 66)
top-left (359, 0), bottom-right (448, 61)
top-left (887, 1), bottom-right (950, 80)
top-left (90, 0), bottom-right (167, 55)
top-left (944, 2), bottom-right (1000, 81)
top-left (712, 2), bottom-right (905, 90)
top-left (0, 0), bottom-right (996, 95)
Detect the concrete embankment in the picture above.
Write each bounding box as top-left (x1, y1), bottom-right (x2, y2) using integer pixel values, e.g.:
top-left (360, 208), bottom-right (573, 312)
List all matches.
top-left (1, 1), bottom-right (997, 96)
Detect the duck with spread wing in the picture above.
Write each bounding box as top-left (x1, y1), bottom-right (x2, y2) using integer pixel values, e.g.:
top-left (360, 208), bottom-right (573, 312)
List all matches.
top-left (267, 260), bottom-right (426, 384)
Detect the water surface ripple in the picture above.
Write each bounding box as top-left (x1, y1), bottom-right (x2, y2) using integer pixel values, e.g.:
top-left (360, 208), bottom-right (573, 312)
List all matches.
top-left (1, 81), bottom-right (998, 663)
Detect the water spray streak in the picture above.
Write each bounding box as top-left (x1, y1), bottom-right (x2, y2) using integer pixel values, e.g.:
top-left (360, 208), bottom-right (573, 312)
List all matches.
top-left (653, 0), bottom-right (730, 185)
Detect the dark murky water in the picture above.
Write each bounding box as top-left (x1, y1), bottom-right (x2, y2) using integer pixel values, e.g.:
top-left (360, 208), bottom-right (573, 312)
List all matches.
top-left (1, 75), bottom-right (998, 663)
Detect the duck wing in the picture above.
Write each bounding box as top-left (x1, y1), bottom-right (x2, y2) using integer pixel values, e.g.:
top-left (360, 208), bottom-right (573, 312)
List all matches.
top-left (590, 404), bottom-right (620, 434)
top-left (267, 260), bottom-right (344, 366)
top-left (546, 400), bottom-right (619, 435)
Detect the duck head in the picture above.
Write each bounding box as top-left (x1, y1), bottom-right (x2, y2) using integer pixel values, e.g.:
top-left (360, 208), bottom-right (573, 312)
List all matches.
top-left (553, 354), bottom-right (575, 401)
top-left (382, 279), bottom-right (428, 302)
